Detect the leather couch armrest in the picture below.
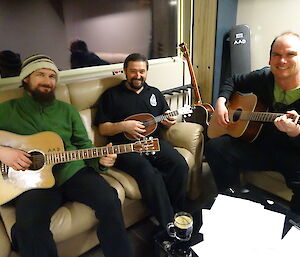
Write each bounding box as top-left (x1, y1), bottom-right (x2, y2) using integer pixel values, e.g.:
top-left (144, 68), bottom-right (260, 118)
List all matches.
top-left (0, 217), bottom-right (11, 257)
top-left (160, 122), bottom-right (205, 199)
top-left (107, 168), bottom-right (142, 200)
top-left (160, 122), bottom-right (204, 156)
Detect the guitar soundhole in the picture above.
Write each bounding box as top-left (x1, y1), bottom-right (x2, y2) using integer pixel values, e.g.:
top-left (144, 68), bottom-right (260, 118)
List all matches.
top-left (233, 109), bottom-right (242, 122)
top-left (28, 151), bottom-right (45, 170)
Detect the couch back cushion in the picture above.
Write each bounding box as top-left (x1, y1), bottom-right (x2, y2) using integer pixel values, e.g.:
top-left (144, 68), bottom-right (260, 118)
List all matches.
top-left (0, 75), bottom-right (125, 146)
top-left (67, 74), bottom-right (125, 146)
top-left (0, 85), bottom-right (71, 104)
top-left (67, 74), bottom-right (125, 111)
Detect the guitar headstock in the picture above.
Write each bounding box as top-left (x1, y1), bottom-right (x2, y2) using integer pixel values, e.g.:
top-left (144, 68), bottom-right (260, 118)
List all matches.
top-left (177, 105), bottom-right (194, 116)
top-left (133, 138), bottom-right (160, 153)
top-left (179, 42), bottom-right (190, 59)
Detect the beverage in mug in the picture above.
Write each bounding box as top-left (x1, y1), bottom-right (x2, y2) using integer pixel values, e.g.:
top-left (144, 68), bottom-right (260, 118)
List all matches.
top-left (167, 212), bottom-right (193, 241)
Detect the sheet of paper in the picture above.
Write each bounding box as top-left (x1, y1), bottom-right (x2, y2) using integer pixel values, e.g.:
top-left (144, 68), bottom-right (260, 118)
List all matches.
top-left (193, 194), bottom-right (288, 257)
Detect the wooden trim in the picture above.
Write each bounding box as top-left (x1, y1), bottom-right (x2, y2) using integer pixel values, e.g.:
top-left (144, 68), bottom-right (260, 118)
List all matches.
top-left (192, 0), bottom-right (217, 103)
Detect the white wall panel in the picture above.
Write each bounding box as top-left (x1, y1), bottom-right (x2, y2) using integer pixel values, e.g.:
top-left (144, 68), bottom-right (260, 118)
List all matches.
top-left (237, 0), bottom-right (300, 70)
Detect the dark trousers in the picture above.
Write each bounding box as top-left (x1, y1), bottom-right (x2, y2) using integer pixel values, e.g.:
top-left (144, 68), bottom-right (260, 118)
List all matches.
top-left (115, 139), bottom-right (189, 228)
top-left (205, 134), bottom-right (300, 213)
top-left (11, 167), bottom-right (133, 257)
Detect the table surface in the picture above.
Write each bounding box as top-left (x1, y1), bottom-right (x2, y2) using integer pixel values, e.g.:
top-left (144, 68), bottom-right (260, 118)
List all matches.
top-left (218, 185), bottom-right (300, 237)
top-left (153, 230), bottom-right (201, 257)
top-left (154, 185), bottom-right (300, 257)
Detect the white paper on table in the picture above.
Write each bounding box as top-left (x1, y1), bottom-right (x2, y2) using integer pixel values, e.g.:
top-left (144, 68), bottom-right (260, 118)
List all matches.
top-left (194, 194), bottom-right (286, 257)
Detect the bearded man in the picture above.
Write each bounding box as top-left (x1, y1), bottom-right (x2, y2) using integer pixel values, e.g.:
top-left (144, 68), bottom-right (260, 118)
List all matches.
top-left (95, 53), bottom-right (189, 230)
top-left (0, 54), bottom-right (133, 257)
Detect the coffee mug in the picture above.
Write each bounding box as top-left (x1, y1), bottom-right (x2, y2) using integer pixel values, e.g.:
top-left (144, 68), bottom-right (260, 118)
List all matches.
top-left (166, 212), bottom-right (193, 241)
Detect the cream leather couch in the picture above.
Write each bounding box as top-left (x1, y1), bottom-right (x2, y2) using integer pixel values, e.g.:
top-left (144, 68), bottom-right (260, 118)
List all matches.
top-left (0, 73), bottom-right (204, 257)
top-left (242, 171), bottom-right (292, 201)
top-left (203, 162), bottom-right (293, 202)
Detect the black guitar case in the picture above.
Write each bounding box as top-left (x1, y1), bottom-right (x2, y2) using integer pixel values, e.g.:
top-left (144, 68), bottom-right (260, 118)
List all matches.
top-left (229, 24), bottom-right (251, 75)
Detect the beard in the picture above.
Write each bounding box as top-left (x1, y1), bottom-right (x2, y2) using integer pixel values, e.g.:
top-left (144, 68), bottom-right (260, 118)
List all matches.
top-left (23, 83), bottom-right (55, 105)
top-left (127, 77), bottom-right (145, 90)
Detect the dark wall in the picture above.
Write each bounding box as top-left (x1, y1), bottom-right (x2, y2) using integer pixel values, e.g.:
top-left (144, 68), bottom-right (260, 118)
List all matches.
top-left (1, 0), bottom-right (178, 70)
top-left (0, 0), bottom-right (69, 69)
top-left (212, 0), bottom-right (238, 104)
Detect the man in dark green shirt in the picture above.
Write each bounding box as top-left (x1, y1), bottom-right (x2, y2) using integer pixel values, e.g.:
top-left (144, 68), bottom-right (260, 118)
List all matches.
top-left (0, 54), bottom-right (133, 257)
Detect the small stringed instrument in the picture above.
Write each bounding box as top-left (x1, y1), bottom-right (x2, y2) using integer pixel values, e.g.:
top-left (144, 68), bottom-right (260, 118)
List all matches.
top-left (0, 130), bottom-right (160, 205)
top-left (207, 92), bottom-right (299, 142)
top-left (179, 42), bottom-right (214, 131)
top-left (124, 105), bottom-right (193, 140)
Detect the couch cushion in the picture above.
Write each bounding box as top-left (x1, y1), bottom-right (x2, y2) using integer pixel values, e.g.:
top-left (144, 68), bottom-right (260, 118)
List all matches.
top-left (107, 147), bottom-right (195, 200)
top-left (161, 122), bottom-right (204, 199)
top-left (55, 84), bottom-right (71, 104)
top-left (0, 218), bottom-right (11, 257)
top-left (107, 169), bottom-right (142, 200)
top-left (79, 108), bottom-right (107, 147)
top-left (0, 174), bottom-right (125, 243)
top-left (175, 147), bottom-right (195, 169)
top-left (175, 147), bottom-right (195, 192)
top-left (67, 75), bottom-right (124, 112)
top-left (160, 122), bottom-right (203, 156)
top-left (0, 85), bottom-right (71, 104)
top-left (244, 171), bottom-right (292, 201)
top-left (0, 88), bottom-right (23, 102)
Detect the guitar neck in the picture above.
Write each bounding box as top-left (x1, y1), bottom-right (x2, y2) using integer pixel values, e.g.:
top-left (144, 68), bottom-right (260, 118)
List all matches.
top-left (154, 110), bottom-right (179, 123)
top-left (240, 111), bottom-right (299, 123)
top-left (179, 42), bottom-right (203, 105)
top-left (186, 59), bottom-right (202, 105)
top-left (46, 143), bottom-right (135, 165)
top-left (142, 110), bottom-right (179, 126)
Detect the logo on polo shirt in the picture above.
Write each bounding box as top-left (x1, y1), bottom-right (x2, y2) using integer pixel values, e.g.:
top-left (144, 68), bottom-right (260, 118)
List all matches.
top-left (150, 94), bottom-right (157, 106)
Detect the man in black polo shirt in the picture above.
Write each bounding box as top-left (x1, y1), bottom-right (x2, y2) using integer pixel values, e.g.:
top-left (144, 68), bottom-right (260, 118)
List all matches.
top-left (95, 53), bottom-right (189, 229)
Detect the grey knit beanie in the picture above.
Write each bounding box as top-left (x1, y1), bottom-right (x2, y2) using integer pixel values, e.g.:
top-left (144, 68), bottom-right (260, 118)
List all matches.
top-left (20, 54), bottom-right (59, 81)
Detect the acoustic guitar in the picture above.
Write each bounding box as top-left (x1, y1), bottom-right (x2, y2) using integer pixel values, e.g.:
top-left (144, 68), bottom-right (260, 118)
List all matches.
top-left (124, 105), bottom-right (193, 140)
top-left (0, 130), bottom-right (160, 205)
top-left (179, 42), bottom-right (214, 131)
top-left (207, 92), bottom-right (298, 142)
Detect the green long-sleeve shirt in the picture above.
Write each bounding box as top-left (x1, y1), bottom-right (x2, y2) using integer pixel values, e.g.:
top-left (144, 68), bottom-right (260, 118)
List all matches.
top-left (0, 92), bottom-right (100, 185)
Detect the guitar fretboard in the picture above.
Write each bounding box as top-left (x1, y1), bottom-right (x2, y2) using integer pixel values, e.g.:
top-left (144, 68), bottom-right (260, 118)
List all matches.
top-left (46, 144), bottom-right (134, 165)
top-left (239, 111), bottom-right (300, 123)
top-left (143, 110), bottom-right (179, 126)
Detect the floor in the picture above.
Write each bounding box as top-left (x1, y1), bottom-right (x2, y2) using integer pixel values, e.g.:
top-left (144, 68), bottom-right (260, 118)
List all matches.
top-left (79, 217), bottom-right (158, 257)
top-left (79, 164), bottom-right (218, 257)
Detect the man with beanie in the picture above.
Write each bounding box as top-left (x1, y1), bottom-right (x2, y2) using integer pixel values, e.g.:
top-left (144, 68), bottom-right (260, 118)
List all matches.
top-left (0, 54), bottom-right (133, 257)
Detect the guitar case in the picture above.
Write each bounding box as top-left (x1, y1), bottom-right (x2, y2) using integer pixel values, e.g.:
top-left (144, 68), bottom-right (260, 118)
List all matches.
top-left (229, 24), bottom-right (251, 75)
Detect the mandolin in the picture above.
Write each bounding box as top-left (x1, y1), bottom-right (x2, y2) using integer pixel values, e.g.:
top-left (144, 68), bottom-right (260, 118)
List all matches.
top-left (123, 105), bottom-right (193, 140)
